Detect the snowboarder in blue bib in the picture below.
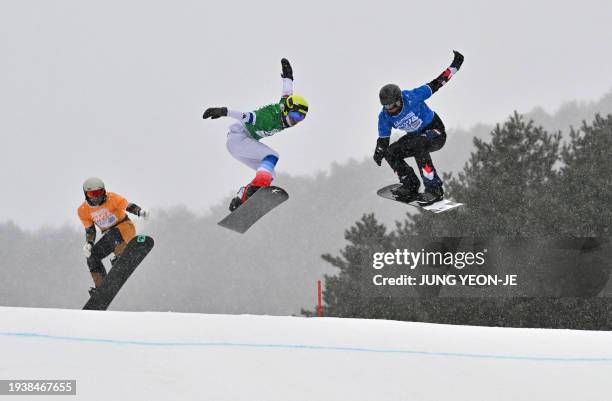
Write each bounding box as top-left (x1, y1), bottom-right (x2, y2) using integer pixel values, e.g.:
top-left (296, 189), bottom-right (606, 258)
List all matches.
top-left (373, 50), bottom-right (464, 205)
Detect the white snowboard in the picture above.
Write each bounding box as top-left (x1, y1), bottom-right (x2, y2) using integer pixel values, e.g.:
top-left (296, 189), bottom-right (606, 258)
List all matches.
top-left (377, 184), bottom-right (463, 213)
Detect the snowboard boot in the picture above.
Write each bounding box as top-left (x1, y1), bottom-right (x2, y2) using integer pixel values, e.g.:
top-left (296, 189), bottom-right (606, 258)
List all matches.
top-left (391, 174), bottom-right (420, 202)
top-left (88, 287), bottom-right (97, 297)
top-left (229, 195), bottom-right (242, 212)
top-left (228, 184), bottom-right (261, 212)
top-left (228, 171), bottom-right (272, 212)
top-left (229, 186), bottom-right (247, 212)
top-left (391, 184), bottom-right (419, 202)
top-left (417, 186), bottom-right (444, 206)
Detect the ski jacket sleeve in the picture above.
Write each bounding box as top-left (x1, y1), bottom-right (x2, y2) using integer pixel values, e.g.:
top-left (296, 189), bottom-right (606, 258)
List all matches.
top-left (282, 77), bottom-right (293, 98)
top-left (227, 109), bottom-right (256, 125)
top-left (77, 204), bottom-right (96, 243)
top-left (404, 85), bottom-right (433, 102)
top-left (78, 205), bottom-right (94, 228)
top-left (108, 193), bottom-right (129, 212)
top-left (126, 203), bottom-right (142, 216)
top-left (378, 111), bottom-right (392, 138)
top-left (427, 51), bottom-right (464, 94)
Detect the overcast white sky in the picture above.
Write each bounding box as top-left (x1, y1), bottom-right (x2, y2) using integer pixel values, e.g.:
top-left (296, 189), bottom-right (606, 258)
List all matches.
top-left (1, 0), bottom-right (611, 229)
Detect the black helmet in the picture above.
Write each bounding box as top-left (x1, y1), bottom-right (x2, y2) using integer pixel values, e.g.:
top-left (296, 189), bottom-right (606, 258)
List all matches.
top-left (379, 84), bottom-right (402, 113)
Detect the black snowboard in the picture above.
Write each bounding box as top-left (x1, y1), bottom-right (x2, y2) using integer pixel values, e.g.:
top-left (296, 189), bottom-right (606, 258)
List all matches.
top-left (83, 235), bottom-right (154, 311)
top-left (218, 186), bottom-right (289, 233)
top-left (377, 184), bottom-right (463, 213)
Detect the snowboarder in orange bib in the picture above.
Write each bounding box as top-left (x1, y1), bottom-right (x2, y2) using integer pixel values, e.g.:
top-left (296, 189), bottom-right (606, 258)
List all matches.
top-left (77, 177), bottom-right (149, 294)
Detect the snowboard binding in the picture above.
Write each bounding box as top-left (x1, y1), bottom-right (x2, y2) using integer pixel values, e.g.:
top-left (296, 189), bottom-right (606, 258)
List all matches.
top-left (390, 184), bottom-right (419, 203)
top-left (229, 185), bottom-right (262, 212)
top-left (416, 186), bottom-right (444, 206)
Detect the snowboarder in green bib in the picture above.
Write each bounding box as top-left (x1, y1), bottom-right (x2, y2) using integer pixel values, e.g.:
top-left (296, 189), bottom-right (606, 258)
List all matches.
top-left (203, 58), bottom-right (309, 211)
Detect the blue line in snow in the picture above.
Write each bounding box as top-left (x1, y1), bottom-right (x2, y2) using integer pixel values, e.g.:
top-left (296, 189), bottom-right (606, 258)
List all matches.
top-left (0, 331), bottom-right (611, 363)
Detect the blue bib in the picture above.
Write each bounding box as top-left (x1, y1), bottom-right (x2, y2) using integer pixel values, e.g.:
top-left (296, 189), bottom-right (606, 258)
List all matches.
top-left (378, 85), bottom-right (434, 137)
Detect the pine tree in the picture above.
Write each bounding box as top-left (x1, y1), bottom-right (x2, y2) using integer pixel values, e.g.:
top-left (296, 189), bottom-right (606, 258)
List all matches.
top-left (314, 113), bottom-right (611, 325)
top-left (557, 114), bottom-right (612, 236)
top-left (319, 214), bottom-right (405, 318)
top-left (405, 112), bottom-right (562, 236)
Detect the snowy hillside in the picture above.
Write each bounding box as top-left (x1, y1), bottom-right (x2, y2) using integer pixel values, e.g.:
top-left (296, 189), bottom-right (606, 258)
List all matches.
top-left (1, 306), bottom-right (611, 401)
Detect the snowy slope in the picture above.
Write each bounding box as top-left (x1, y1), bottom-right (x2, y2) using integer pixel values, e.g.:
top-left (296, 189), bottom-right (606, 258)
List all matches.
top-left (1, 306), bottom-right (611, 401)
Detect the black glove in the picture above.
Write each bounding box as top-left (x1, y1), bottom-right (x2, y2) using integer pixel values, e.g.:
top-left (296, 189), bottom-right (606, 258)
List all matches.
top-left (203, 107), bottom-right (228, 119)
top-left (280, 58), bottom-right (293, 80)
top-left (450, 50), bottom-right (464, 70)
top-left (373, 137), bottom-right (390, 166)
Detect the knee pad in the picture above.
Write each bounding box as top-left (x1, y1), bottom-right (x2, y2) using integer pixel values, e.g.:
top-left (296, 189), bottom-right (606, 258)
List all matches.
top-left (424, 129), bottom-right (447, 150)
top-left (423, 129), bottom-right (441, 138)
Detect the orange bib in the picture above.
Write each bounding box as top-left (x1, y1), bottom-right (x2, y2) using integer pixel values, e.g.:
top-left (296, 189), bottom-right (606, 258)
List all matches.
top-left (78, 192), bottom-right (129, 231)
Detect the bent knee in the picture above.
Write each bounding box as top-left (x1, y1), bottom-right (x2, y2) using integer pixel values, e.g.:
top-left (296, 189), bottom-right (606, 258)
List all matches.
top-left (87, 258), bottom-right (105, 273)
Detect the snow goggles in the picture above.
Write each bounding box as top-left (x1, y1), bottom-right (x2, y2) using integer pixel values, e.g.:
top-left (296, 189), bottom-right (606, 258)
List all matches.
top-left (85, 189), bottom-right (105, 198)
top-left (285, 97), bottom-right (308, 114)
top-left (383, 100), bottom-right (402, 111)
top-left (288, 110), bottom-right (306, 122)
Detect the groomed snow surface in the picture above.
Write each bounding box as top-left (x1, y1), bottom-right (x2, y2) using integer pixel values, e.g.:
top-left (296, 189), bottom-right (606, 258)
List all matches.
top-left (1, 306), bottom-right (611, 401)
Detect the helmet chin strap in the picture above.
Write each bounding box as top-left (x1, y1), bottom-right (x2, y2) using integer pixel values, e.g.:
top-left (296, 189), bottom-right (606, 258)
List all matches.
top-left (388, 100), bottom-right (404, 116)
top-left (282, 114), bottom-right (294, 127)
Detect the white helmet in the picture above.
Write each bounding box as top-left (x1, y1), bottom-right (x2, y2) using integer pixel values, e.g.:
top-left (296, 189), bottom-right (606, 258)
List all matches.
top-left (83, 177), bottom-right (106, 206)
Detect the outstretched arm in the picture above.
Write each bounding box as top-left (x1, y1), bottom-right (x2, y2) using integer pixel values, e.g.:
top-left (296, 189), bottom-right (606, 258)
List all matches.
top-left (202, 106), bottom-right (256, 123)
top-left (203, 59), bottom-right (295, 122)
top-left (126, 203), bottom-right (149, 219)
top-left (427, 50), bottom-right (464, 94)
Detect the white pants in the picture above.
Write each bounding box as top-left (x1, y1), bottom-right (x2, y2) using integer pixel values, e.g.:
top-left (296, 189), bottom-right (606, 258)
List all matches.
top-left (226, 123), bottom-right (279, 177)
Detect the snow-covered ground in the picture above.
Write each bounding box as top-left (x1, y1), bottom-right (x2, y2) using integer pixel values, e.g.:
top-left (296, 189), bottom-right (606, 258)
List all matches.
top-left (0, 306), bottom-right (611, 401)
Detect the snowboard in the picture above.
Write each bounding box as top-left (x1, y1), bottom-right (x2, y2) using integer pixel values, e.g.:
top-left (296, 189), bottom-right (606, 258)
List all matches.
top-left (218, 186), bottom-right (289, 233)
top-left (377, 184), bottom-right (463, 213)
top-left (83, 235), bottom-right (154, 311)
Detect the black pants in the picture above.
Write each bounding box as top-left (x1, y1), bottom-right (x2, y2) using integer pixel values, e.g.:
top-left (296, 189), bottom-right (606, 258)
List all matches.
top-left (384, 113), bottom-right (447, 191)
top-left (87, 226), bottom-right (124, 274)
